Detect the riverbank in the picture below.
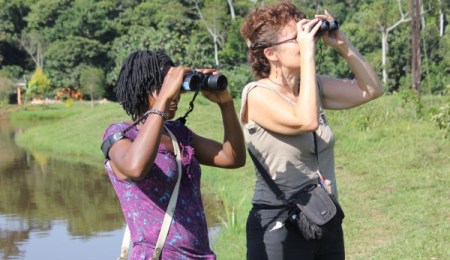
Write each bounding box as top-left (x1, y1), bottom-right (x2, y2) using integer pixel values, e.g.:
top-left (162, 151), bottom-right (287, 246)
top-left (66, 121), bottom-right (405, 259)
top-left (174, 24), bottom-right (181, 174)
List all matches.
top-left (0, 104), bottom-right (19, 119)
top-left (5, 94), bottom-right (450, 259)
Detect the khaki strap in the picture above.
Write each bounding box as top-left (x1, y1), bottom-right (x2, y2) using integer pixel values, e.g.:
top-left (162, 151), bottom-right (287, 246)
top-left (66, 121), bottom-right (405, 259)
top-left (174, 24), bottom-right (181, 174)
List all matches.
top-left (117, 126), bottom-right (182, 260)
top-left (117, 225), bottom-right (130, 259)
top-left (151, 126), bottom-right (182, 260)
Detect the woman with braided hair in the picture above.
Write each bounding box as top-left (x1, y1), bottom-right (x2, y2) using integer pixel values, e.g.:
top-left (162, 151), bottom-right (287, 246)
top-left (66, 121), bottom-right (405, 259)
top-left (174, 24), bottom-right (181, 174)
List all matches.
top-left (102, 49), bottom-right (245, 259)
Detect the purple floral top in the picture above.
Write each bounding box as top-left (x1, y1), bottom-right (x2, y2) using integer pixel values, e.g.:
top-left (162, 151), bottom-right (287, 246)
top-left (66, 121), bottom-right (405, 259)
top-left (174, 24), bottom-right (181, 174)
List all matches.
top-left (103, 120), bottom-right (215, 259)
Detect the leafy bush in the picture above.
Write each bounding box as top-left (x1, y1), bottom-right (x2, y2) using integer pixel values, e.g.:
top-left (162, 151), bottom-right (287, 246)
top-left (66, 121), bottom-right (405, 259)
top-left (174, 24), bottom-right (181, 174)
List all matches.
top-left (0, 72), bottom-right (15, 103)
top-left (431, 102), bottom-right (450, 138)
top-left (220, 64), bottom-right (253, 98)
top-left (27, 67), bottom-right (51, 98)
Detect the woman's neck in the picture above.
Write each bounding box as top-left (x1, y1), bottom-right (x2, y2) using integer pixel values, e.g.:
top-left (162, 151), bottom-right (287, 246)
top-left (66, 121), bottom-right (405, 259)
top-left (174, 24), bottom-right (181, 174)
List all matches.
top-left (266, 75), bottom-right (300, 96)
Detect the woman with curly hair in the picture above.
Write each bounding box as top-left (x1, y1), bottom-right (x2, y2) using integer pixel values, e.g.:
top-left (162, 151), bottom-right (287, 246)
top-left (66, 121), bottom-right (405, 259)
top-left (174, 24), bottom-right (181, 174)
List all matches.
top-left (240, 2), bottom-right (383, 259)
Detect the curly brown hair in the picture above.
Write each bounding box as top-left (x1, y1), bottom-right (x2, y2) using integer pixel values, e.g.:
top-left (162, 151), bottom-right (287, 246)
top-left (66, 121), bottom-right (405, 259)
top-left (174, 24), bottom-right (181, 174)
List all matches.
top-left (240, 1), bottom-right (305, 79)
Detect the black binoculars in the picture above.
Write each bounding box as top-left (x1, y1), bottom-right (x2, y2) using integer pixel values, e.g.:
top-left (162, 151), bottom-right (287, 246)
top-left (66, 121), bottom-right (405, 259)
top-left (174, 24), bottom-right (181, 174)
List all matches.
top-left (316, 20), bottom-right (339, 36)
top-left (181, 71), bottom-right (228, 91)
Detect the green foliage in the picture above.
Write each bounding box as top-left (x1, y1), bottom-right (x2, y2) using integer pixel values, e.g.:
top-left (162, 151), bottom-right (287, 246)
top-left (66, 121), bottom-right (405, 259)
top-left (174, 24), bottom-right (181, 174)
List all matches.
top-left (431, 101), bottom-right (450, 138)
top-left (26, 67), bottom-right (51, 98)
top-left (107, 26), bottom-right (195, 86)
top-left (25, 0), bottom-right (73, 30)
top-left (0, 0), bottom-right (31, 43)
top-left (80, 66), bottom-right (105, 102)
top-left (48, 0), bottom-right (117, 42)
top-left (219, 18), bottom-right (248, 68)
top-left (182, 29), bottom-right (216, 67)
top-left (45, 36), bottom-right (108, 88)
top-left (220, 64), bottom-right (253, 98)
top-left (398, 88), bottom-right (424, 116)
top-left (0, 0), bottom-right (449, 103)
top-left (0, 69), bottom-right (15, 102)
top-left (0, 66), bottom-right (22, 103)
top-left (0, 65), bottom-right (24, 79)
top-left (116, 1), bottom-right (190, 33)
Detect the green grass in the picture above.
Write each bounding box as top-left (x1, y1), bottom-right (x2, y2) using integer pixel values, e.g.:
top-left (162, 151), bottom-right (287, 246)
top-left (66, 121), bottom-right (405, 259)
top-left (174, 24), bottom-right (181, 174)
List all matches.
top-left (326, 95), bottom-right (450, 259)
top-left (6, 94), bottom-right (450, 259)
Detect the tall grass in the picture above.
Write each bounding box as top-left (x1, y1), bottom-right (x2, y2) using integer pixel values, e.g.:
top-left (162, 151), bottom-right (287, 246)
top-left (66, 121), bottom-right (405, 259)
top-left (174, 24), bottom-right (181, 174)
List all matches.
top-left (8, 93), bottom-right (450, 259)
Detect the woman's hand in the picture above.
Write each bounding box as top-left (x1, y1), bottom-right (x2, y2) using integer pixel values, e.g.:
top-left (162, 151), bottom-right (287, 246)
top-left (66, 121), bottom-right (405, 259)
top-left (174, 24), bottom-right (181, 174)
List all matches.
top-left (296, 18), bottom-right (322, 56)
top-left (191, 68), bottom-right (245, 169)
top-left (156, 66), bottom-right (192, 103)
top-left (197, 69), bottom-right (233, 105)
top-left (315, 10), bottom-right (348, 51)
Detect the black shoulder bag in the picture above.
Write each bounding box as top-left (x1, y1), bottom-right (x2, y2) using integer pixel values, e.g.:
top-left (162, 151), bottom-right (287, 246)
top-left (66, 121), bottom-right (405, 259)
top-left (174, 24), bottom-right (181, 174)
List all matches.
top-left (248, 132), bottom-right (345, 240)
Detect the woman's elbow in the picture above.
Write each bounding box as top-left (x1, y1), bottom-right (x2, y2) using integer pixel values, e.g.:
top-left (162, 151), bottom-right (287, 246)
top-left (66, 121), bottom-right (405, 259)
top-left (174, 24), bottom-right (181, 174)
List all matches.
top-left (301, 120), bottom-right (320, 133)
top-left (370, 80), bottom-right (385, 99)
top-left (226, 151), bottom-right (247, 168)
top-left (234, 155), bottom-right (247, 168)
top-left (373, 87), bottom-right (384, 99)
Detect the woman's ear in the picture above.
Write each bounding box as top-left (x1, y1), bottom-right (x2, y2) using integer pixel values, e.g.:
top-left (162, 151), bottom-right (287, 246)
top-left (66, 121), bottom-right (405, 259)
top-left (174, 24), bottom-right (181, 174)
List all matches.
top-left (264, 47), bottom-right (278, 62)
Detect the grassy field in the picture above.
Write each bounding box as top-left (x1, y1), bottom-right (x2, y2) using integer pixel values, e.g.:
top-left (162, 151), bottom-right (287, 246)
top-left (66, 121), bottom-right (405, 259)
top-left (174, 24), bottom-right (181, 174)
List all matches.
top-left (8, 93), bottom-right (450, 259)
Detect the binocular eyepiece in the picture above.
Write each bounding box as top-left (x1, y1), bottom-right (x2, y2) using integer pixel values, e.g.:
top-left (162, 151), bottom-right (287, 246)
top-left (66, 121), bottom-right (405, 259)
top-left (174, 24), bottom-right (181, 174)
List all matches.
top-left (316, 20), bottom-right (339, 36)
top-left (182, 71), bottom-right (228, 91)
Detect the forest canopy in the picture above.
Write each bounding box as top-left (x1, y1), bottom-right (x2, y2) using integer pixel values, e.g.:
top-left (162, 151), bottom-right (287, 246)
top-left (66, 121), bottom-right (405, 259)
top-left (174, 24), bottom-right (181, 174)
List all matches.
top-left (0, 0), bottom-right (448, 101)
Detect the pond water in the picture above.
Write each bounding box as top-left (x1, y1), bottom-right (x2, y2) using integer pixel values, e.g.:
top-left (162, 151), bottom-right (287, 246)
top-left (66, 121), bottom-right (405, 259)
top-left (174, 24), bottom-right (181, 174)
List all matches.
top-left (0, 117), bottom-right (219, 259)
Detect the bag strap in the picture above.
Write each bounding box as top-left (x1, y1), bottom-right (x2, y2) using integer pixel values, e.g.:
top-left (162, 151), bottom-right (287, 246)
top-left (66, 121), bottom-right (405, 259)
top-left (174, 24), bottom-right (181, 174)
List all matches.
top-left (312, 132), bottom-right (332, 194)
top-left (152, 125), bottom-right (182, 260)
top-left (247, 149), bottom-right (288, 205)
top-left (117, 125), bottom-right (183, 260)
top-left (312, 132), bottom-right (323, 175)
top-left (248, 131), bottom-right (329, 205)
top-left (117, 225), bottom-right (131, 260)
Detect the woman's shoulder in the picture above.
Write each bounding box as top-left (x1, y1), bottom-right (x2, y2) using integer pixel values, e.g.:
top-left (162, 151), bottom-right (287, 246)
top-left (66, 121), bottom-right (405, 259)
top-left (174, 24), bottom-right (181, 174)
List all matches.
top-left (244, 80), bottom-right (274, 90)
top-left (102, 122), bottom-right (132, 141)
top-left (242, 80), bottom-right (277, 99)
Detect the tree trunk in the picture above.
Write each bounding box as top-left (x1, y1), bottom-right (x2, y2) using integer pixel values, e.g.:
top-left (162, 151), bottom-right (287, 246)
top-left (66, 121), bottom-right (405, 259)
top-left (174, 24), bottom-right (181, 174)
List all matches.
top-left (379, 0), bottom-right (411, 87)
top-left (438, 0), bottom-right (444, 37)
top-left (214, 34), bottom-right (220, 67)
top-left (226, 0), bottom-right (235, 20)
top-left (381, 29), bottom-right (388, 86)
top-left (410, 0), bottom-right (422, 93)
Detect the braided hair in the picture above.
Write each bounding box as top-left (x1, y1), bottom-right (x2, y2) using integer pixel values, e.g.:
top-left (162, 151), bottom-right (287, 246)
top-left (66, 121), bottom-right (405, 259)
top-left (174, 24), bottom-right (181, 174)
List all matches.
top-left (116, 50), bottom-right (174, 121)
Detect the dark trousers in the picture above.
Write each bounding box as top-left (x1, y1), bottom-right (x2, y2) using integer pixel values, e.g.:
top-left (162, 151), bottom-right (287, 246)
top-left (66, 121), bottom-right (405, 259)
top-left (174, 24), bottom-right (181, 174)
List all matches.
top-left (246, 207), bottom-right (345, 260)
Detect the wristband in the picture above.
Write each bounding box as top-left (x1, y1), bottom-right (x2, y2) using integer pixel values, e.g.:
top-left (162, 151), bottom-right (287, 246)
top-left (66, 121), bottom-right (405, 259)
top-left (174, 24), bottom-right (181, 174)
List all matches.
top-left (144, 109), bottom-right (167, 120)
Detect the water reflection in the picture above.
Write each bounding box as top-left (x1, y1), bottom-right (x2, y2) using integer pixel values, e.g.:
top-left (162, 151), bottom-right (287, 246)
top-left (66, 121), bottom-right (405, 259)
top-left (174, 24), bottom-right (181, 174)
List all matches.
top-left (0, 118), bottom-right (221, 259)
top-left (0, 118), bottom-right (125, 259)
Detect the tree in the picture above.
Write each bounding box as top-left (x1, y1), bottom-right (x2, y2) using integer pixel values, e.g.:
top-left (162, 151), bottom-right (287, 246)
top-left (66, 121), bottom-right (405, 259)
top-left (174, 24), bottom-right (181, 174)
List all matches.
top-left (0, 69), bottom-right (15, 103)
top-left (226, 0), bottom-right (236, 20)
top-left (26, 67), bottom-right (51, 99)
top-left (80, 66), bottom-right (105, 107)
top-left (45, 36), bottom-right (107, 88)
top-left (219, 18), bottom-right (247, 68)
top-left (410, 0), bottom-right (422, 93)
top-left (19, 30), bottom-right (47, 69)
top-left (0, 0), bottom-right (32, 70)
top-left (367, 0), bottom-right (411, 86)
top-left (193, 0), bottom-right (229, 67)
top-left (107, 26), bottom-right (193, 89)
top-left (48, 0), bottom-right (118, 43)
top-left (437, 0), bottom-right (448, 37)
